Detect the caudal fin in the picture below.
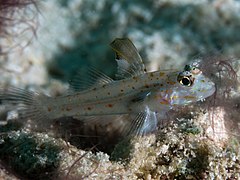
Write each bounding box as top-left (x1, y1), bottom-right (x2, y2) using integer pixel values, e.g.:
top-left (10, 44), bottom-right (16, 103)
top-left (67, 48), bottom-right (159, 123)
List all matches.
top-left (0, 87), bottom-right (51, 130)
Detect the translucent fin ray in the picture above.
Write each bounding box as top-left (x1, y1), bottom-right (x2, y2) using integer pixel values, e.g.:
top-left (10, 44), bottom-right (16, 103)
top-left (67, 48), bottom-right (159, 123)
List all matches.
top-left (123, 106), bottom-right (158, 136)
top-left (69, 67), bottom-right (114, 92)
top-left (0, 87), bottom-right (51, 130)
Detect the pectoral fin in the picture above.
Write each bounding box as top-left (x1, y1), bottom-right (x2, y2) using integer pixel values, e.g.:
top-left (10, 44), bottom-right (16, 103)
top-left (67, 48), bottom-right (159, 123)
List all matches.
top-left (110, 38), bottom-right (147, 79)
top-left (123, 106), bottom-right (158, 136)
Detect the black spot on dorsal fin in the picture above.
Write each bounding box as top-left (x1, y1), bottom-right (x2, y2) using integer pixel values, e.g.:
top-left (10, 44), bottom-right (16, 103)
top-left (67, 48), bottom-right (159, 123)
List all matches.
top-left (110, 38), bottom-right (147, 79)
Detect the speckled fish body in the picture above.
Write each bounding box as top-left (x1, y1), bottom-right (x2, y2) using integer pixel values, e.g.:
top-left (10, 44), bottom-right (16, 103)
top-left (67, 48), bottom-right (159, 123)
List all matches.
top-left (0, 38), bottom-right (216, 135)
top-left (45, 70), bottom-right (176, 118)
top-left (46, 69), bottom-right (214, 118)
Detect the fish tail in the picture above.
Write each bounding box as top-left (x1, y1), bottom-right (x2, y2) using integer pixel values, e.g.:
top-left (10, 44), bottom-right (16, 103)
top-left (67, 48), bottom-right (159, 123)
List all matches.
top-left (0, 86), bottom-right (51, 129)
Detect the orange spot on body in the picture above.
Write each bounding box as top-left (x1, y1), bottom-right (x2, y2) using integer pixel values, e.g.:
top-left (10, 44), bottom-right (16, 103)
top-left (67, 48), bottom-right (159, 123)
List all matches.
top-left (183, 95), bottom-right (195, 99)
top-left (87, 107), bottom-right (92, 110)
top-left (145, 84), bottom-right (150, 88)
top-left (167, 81), bottom-right (176, 85)
top-left (161, 89), bottom-right (173, 94)
top-left (106, 104), bottom-right (113, 108)
top-left (66, 106), bottom-right (72, 111)
top-left (159, 72), bottom-right (165, 77)
top-left (160, 99), bottom-right (169, 105)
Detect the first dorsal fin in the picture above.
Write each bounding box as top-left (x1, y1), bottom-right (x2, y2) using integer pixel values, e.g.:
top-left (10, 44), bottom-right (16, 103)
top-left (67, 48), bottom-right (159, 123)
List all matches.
top-left (69, 67), bottom-right (114, 92)
top-left (110, 38), bottom-right (147, 79)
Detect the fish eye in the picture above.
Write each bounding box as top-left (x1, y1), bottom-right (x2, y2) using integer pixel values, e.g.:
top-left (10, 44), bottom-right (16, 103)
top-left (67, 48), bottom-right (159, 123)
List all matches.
top-left (178, 76), bottom-right (193, 86)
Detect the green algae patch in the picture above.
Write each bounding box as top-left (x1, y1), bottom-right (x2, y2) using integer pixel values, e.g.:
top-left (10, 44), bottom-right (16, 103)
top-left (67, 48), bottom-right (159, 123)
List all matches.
top-left (0, 121), bottom-right (23, 133)
top-left (0, 130), bottom-right (61, 180)
top-left (177, 118), bottom-right (202, 135)
top-left (111, 136), bottom-right (133, 162)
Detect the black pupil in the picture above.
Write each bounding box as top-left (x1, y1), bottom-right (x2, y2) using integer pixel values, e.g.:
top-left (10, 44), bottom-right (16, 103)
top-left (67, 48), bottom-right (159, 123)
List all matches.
top-left (182, 77), bottom-right (190, 86)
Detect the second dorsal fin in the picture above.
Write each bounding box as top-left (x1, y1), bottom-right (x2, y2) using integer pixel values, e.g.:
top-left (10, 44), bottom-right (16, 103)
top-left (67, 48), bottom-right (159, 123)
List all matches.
top-left (69, 67), bottom-right (114, 92)
top-left (110, 38), bottom-right (147, 79)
